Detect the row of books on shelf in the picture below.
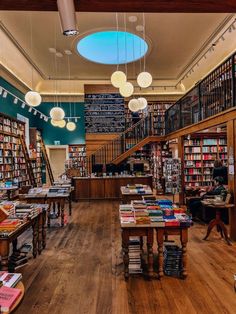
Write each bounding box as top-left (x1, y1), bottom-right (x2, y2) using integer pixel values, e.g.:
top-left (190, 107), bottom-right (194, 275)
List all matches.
top-left (0, 135), bottom-right (20, 143)
top-left (185, 175), bottom-right (213, 182)
top-left (119, 199), bottom-right (192, 227)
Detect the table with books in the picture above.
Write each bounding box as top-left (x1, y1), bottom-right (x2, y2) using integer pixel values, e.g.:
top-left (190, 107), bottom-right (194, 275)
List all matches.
top-left (0, 187), bottom-right (19, 201)
top-left (120, 184), bottom-right (153, 204)
top-left (52, 184), bottom-right (74, 215)
top-left (0, 201), bottom-right (48, 270)
top-left (119, 199), bottom-right (192, 280)
top-left (22, 187), bottom-right (70, 227)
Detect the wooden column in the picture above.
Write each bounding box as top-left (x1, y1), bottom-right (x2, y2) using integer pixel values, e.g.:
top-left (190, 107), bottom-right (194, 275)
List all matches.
top-left (227, 119), bottom-right (236, 240)
top-left (178, 136), bottom-right (185, 205)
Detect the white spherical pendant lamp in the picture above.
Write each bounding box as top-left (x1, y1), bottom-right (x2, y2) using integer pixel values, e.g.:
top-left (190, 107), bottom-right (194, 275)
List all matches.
top-left (25, 91), bottom-right (42, 107)
top-left (128, 99), bottom-right (140, 112)
top-left (50, 107), bottom-right (65, 121)
top-left (137, 97), bottom-right (148, 110)
top-left (66, 121), bottom-right (76, 131)
top-left (119, 82), bottom-right (134, 98)
top-left (137, 72), bottom-right (153, 88)
top-left (111, 71), bottom-right (127, 88)
top-left (51, 119), bottom-right (59, 127)
top-left (57, 119), bottom-right (66, 128)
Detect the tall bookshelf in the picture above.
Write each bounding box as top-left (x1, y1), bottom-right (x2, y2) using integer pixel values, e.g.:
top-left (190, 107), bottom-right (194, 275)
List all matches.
top-left (0, 114), bottom-right (30, 187)
top-left (184, 133), bottom-right (227, 187)
top-left (66, 144), bottom-right (87, 177)
top-left (29, 128), bottom-right (43, 186)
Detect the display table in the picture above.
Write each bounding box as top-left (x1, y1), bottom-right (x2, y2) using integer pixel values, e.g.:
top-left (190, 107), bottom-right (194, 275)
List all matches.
top-left (0, 207), bottom-right (47, 270)
top-left (120, 185), bottom-right (153, 204)
top-left (0, 186), bottom-right (18, 201)
top-left (2, 281), bottom-right (25, 314)
top-left (72, 175), bottom-right (153, 200)
top-left (201, 200), bottom-right (233, 245)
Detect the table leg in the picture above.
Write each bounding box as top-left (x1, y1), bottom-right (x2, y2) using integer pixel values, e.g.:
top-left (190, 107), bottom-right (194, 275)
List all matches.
top-left (42, 211), bottom-right (47, 249)
top-left (122, 230), bottom-right (129, 280)
top-left (12, 239), bottom-right (18, 254)
top-left (69, 194), bottom-right (72, 216)
top-left (38, 213), bottom-right (43, 254)
top-left (147, 229), bottom-right (154, 277)
top-left (32, 218), bottom-right (38, 258)
top-left (61, 200), bottom-right (65, 227)
top-left (7, 190), bottom-right (11, 201)
top-left (157, 228), bottom-right (164, 279)
top-left (181, 229), bottom-right (188, 279)
top-left (203, 219), bottom-right (217, 241)
top-left (218, 221), bottom-right (232, 245)
top-left (0, 240), bottom-right (10, 270)
top-left (47, 202), bottom-right (51, 227)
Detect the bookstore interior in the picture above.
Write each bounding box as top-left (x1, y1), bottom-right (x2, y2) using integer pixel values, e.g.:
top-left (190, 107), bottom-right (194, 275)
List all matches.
top-left (1, 1), bottom-right (236, 313)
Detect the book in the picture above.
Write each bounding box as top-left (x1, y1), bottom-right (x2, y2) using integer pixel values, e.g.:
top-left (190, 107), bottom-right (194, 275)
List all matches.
top-left (0, 286), bottom-right (22, 312)
top-left (0, 207), bottom-right (9, 223)
top-left (0, 273), bottom-right (22, 288)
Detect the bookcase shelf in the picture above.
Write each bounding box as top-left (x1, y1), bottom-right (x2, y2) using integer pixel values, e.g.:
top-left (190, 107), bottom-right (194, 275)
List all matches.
top-left (184, 133), bottom-right (227, 187)
top-left (66, 144), bottom-right (87, 177)
top-left (29, 128), bottom-right (44, 186)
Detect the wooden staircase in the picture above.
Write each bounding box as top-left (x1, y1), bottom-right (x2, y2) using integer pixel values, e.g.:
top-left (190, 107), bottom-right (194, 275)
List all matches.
top-left (40, 138), bottom-right (54, 185)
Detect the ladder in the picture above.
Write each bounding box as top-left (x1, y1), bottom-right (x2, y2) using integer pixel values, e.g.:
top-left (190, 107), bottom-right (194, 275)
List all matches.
top-left (19, 135), bottom-right (37, 187)
top-left (40, 138), bottom-right (54, 185)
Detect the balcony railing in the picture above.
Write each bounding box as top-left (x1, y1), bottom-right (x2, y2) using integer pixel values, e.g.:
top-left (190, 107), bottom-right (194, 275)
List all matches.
top-left (165, 52), bottom-right (236, 134)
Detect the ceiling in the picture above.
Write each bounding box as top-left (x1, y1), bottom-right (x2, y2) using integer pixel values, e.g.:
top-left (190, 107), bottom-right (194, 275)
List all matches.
top-left (1, 0), bottom-right (236, 13)
top-left (0, 11), bottom-right (236, 96)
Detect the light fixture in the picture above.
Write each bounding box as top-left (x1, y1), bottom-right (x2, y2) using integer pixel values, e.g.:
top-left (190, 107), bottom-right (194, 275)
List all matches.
top-left (51, 119), bottom-right (59, 127)
top-left (119, 82), bottom-right (134, 97)
top-left (136, 25), bottom-right (144, 32)
top-left (33, 109), bottom-right (37, 115)
top-left (40, 114), bottom-right (43, 119)
top-left (49, 48), bottom-right (57, 53)
top-left (137, 97), bottom-right (148, 110)
top-left (25, 91), bottom-right (42, 107)
top-left (128, 99), bottom-right (140, 112)
top-left (57, 119), bottom-right (66, 128)
top-left (0, 87), bottom-right (3, 95)
top-left (21, 103), bottom-right (26, 109)
top-left (3, 91), bottom-right (7, 98)
top-left (137, 72), bottom-right (153, 88)
top-left (44, 117), bottom-right (49, 122)
top-left (66, 121), bottom-right (76, 131)
top-left (50, 107), bottom-right (65, 121)
top-left (56, 52), bottom-right (63, 58)
top-left (28, 107), bottom-right (33, 113)
top-left (64, 50), bottom-right (72, 55)
top-left (111, 71), bottom-right (127, 88)
top-left (128, 16), bottom-right (137, 23)
top-left (13, 98), bottom-right (18, 104)
top-left (57, 0), bottom-right (78, 36)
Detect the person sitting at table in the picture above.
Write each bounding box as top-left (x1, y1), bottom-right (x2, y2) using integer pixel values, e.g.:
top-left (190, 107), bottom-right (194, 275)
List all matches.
top-left (212, 159), bottom-right (228, 185)
top-left (188, 176), bottom-right (227, 220)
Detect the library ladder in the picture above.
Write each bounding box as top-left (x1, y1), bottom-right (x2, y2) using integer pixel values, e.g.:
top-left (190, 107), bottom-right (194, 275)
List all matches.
top-left (40, 138), bottom-right (54, 185)
top-left (19, 135), bottom-right (37, 187)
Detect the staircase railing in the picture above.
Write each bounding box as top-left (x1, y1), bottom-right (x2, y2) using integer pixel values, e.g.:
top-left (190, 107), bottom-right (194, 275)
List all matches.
top-left (87, 113), bottom-right (154, 172)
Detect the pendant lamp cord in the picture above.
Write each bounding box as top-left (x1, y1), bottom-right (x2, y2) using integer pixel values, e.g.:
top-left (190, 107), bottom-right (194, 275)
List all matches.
top-left (143, 12), bottom-right (146, 72)
top-left (116, 12), bottom-right (119, 70)
top-left (124, 13), bottom-right (127, 77)
top-left (29, 13), bottom-right (34, 90)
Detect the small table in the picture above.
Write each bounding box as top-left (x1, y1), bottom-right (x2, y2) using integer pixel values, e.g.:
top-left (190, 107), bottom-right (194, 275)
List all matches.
top-left (0, 186), bottom-right (19, 201)
top-left (2, 281), bottom-right (25, 314)
top-left (201, 201), bottom-right (233, 245)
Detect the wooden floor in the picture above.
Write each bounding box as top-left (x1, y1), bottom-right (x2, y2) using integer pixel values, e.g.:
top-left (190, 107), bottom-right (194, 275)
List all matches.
top-left (15, 201), bottom-right (236, 314)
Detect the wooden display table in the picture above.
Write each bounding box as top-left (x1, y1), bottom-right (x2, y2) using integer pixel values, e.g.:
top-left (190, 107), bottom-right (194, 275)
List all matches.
top-left (2, 281), bottom-right (25, 314)
top-left (120, 185), bottom-right (153, 204)
top-left (0, 208), bottom-right (47, 270)
top-left (201, 201), bottom-right (233, 245)
top-left (121, 224), bottom-right (189, 280)
top-left (0, 187), bottom-right (18, 201)
top-left (72, 176), bottom-right (153, 200)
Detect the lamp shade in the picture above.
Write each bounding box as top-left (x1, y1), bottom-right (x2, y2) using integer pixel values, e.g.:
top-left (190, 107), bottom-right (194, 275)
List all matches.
top-left (128, 99), bottom-right (140, 112)
top-left (51, 119), bottom-right (59, 127)
top-left (137, 72), bottom-right (153, 88)
top-left (119, 82), bottom-right (134, 97)
top-left (49, 107), bottom-right (65, 121)
top-left (25, 91), bottom-right (42, 107)
top-left (137, 97), bottom-right (148, 110)
top-left (66, 121), bottom-right (76, 131)
top-left (57, 119), bottom-right (66, 128)
top-left (111, 71), bottom-right (127, 88)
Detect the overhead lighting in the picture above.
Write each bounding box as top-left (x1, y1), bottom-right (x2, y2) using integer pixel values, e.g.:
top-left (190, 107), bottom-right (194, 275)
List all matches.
top-left (56, 52), bottom-right (63, 58)
top-left (28, 107), bottom-right (33, 113)
top-left (25, 91), bottom-right (42, 107)
top-left (119, 82), bottom-right (134, 97)
top-left (3, 91), bottom-right (7, 98)
top-left (137, 97), bottom-right (148, 110)
top-left (128, 99), bottom-right (140, 112)
top-left (49, 48), bottom-right (57, 53)
top-left (21, 103), bottom-right (26, 109)
top-left (50, 107), bottom-right (65, 121)
top-left (64, 50), bottom-right (72, 55)
top-left (33, 109), bottom-right (37, 115)
top-left (44, 117), bottom-right (49, 122)
top-left (57, 0), bottom-right (78, 36)
top-left (66, 121), bottom-right (76, 131)
top-left (57, 119), bottom-right (66, 128)
top-left (0, 87), bottom-right (3, 95)
top-left (128, 16), bottom-right (137, 23)
top-left (13, 98), bottom-right (18, 104)
top-left (51, 119), bottom-right (59, 127)
top-left (111, 71), bottom-right (127, 88)
top-left (136, 25), bottom-right (144, 32)
top-left (137, 72), bottom-right (153, 88)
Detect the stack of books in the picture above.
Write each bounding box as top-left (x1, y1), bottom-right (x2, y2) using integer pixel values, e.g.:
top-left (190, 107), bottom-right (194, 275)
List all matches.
top-left (0, 219), bottom-right (21, 232)
top-left (128, 237), bottom-right (142, 274)
top-left (0, 272), bottom-right (22, 287)
top-left (164, 245), bottom-right (183, 277)
top-left (119, 205), bottom-right (135, 225)
top-left (15, 204), bottom-right (39, 220)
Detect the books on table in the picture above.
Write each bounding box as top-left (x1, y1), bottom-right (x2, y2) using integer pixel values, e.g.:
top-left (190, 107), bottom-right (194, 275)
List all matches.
top-left (0, 272), bottom-right (22, 288)
top-left (0, 285), bottom-right (22, 312)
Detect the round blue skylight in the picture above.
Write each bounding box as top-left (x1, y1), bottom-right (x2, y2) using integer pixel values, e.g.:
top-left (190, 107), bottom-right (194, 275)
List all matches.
top-left (76, 31), bottom-right (148, 65)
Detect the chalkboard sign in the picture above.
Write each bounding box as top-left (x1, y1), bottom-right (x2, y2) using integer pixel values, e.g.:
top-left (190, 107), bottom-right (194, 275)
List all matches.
top-left (85, 93), bottom-right (125, 133)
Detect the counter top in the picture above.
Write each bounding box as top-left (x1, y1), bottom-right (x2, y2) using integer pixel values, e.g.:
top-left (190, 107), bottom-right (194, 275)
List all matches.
top-left (72, 175), bottom-right (152, 180)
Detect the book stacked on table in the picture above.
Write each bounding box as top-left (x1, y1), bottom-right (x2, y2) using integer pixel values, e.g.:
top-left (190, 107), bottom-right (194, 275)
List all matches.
top-left (119, 205), bottom-right (135, 225)
top-left (0, 219), bottom-right (21, 232)
top-left (164, 245), bottom-right (183, 277)
top-left (0, 272), bottom-right (22, 287)
top-left (128, 237), bottom-right (142, 274)
top-left (15, 204), bottom-right (39, 220)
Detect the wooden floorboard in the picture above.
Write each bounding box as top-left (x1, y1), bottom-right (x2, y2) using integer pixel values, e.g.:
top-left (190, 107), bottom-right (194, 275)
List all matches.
top-left (14, 200), bottom-right (236, 314)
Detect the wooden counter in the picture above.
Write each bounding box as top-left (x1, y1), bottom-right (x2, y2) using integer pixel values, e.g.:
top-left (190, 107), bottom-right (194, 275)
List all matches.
top-left (72, 176), bottom-right (153, 200)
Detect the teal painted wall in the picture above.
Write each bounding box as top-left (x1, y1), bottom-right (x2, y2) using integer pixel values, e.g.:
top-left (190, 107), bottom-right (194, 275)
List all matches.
top-left (0, 78), bottom-right (85, 145)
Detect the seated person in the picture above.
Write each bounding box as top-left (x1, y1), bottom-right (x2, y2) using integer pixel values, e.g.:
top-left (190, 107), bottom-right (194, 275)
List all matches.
top-left (188, 176), bottom-right (226, 220)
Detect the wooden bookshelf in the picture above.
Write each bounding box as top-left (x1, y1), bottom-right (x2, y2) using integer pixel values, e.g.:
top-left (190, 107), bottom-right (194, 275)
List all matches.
top-left (184, 133), bottom-right (227, 187)
top-left (29, 128), bottom-right (43, 186)
top-left (0, 113), bottom-right (30, 187)
top-left (66, 144), bottom-right (87, 177)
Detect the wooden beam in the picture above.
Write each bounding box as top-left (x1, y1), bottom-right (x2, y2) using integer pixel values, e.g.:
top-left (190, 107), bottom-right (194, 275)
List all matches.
top-left (1, 0), bottom-right (236, 12)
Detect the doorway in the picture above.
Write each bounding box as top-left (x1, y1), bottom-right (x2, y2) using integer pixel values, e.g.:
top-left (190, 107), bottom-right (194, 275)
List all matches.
top-left (46, 145), bottom-right (68, 183)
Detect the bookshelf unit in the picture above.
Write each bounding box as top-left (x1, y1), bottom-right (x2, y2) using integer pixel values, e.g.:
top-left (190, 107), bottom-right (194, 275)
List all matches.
top-left (66, 144), bottom-right (87, 177)
top-left (0, 113), bottom-right (30, 187)
top-left (29, 128), bottom-right (43, 186)
top-left (184, 133), bottom-right (227, 187)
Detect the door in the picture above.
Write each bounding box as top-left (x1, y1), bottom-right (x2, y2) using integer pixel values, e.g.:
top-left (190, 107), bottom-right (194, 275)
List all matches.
top-left (47, 147), bottom-right (67, 182)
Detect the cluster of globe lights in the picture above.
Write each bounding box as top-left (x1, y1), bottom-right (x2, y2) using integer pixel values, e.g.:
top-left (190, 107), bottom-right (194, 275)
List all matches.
top-left (111, 70), bottom-right (152, 98)
top-left (49, 107), bottom-right (76, 131)
top-left (128, 97), bottom-right (148, 112)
